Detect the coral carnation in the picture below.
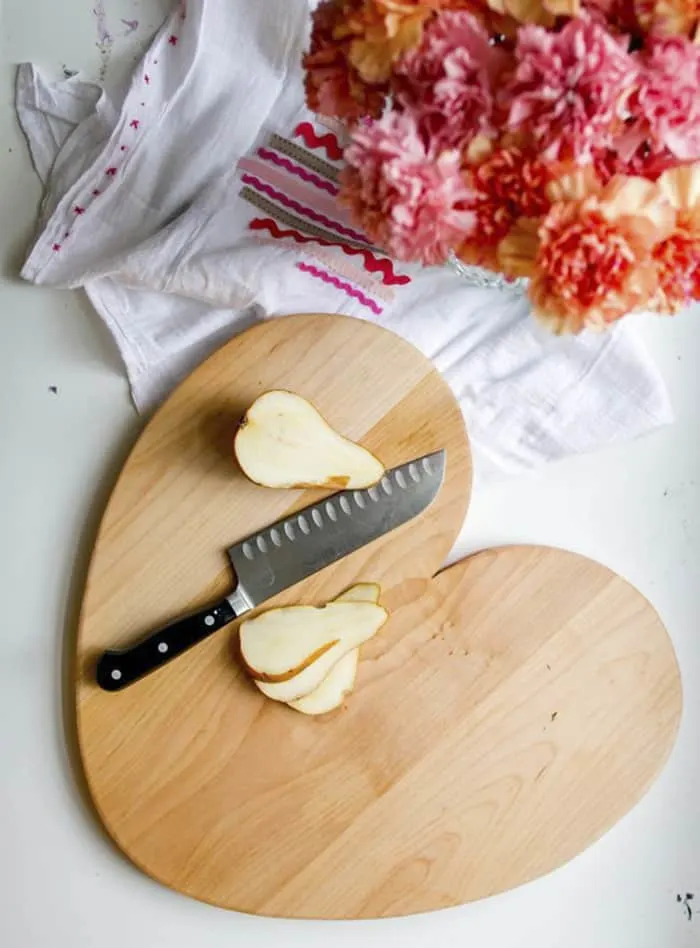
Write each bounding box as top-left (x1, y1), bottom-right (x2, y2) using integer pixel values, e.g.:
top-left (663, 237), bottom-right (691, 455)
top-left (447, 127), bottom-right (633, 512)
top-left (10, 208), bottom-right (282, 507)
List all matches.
top-left (651, 162), bottom-right (700, 310)
top-left (500, 172), bottom-right (675, 331)
top-left (394, 11), bottom-right (509, 150)
top-left (505, 18), bottom-right (638, 163)
top-left (339, 110), bottom-right (475, 263)
top-left (458, 145), bottom-right (554, 269)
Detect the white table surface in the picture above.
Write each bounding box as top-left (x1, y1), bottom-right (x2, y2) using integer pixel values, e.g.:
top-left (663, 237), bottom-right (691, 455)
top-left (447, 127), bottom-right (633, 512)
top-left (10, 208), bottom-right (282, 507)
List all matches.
top-left (1, 3), bottom-right (699, 946)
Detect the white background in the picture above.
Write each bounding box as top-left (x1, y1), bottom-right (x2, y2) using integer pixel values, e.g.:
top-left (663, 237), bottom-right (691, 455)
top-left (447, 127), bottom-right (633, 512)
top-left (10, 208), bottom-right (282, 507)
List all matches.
top-left (1, 2), bottom-right (699, 946)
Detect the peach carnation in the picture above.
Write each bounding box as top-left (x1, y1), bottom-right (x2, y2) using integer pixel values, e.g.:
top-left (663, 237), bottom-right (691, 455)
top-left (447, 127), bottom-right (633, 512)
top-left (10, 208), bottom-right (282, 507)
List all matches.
top-left (500, 171), bottom-right (676, 331)
top-left (634, 0), bottom-right (699, 38)
top-left (651, 162), bottom-right (700, 311)
top-left (336, 0), bottom-right (433, 84)
top-left (486, 0), bottom-right (580, 27)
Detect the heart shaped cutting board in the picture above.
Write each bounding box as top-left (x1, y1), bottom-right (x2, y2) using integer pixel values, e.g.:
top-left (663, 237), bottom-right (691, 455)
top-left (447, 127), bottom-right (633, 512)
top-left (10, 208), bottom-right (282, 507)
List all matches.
top-left (76, 314), bottom-right (680, 918)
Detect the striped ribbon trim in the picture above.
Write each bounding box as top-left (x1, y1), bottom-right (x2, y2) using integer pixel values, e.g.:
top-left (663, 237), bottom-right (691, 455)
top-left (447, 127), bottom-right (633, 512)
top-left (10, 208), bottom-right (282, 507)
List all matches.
top-left (240, 186), bottom-right (377, 252)
top-left (241, 173), bottom-right (370, 244)
top-left (268, 133), bottom-right (340, 182)
top-left (256, 147), bottom-right (339, 196)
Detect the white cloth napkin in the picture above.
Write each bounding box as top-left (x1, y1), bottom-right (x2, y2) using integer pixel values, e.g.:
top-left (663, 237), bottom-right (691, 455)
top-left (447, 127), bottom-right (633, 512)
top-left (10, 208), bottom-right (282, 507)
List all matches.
top-left (16, 0), bottom-right (673, 481)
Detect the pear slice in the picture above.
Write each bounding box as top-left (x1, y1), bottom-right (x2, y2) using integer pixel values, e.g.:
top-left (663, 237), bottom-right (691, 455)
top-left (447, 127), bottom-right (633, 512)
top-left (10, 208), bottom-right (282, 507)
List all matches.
top-left (234, 390), bottom-right (384, 489)
top-left (241, 599), bottom-right (387, 702)
top-left (286, 650), bottom-right (359, 716)
top-left (285, 583), bottom-right (380, 715)
top-left (332, 582), bottom-right (381, 606)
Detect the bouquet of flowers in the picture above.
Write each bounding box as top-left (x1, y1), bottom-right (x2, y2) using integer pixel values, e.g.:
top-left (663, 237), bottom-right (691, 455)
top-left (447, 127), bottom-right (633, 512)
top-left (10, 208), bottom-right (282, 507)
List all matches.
top-left (303, 0), bottom-right (699, 332)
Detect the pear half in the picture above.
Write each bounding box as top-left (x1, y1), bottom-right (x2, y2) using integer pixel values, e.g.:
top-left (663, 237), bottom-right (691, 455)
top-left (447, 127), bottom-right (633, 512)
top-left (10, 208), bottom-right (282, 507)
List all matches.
top-left (286, 583), bottom-right (380, 715)
top-left (241, 597), bottom-right (387, 703)
top-left (234, 390), bottom-right (384, 490)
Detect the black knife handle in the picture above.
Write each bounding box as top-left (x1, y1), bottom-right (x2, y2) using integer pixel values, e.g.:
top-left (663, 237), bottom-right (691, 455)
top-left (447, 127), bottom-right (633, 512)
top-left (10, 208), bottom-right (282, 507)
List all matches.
top-left (96, 598), bottom-right (237, 692)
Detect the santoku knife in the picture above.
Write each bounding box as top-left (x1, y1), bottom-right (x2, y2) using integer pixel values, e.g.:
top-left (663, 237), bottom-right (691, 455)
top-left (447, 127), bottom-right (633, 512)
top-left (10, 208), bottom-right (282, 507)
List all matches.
top-left (96, 449), bottom-right (446, 691)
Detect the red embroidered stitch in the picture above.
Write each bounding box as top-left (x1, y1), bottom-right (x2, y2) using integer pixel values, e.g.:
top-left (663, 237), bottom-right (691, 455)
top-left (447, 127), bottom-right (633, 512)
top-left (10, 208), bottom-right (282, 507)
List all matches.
top-left (130, 119), bottom-right (140, 130)
top-left (105, 167), bottom-right (118, 176)
top-left (168, 35), bottom-right (178, 45)
top-left (52, 244), bottom-right (61, 252)
top-left (144, 74), bottom-right (151, 84)
top-left (120, 145), bottom-right (128, 152)
top-left (74, 206), bottom-right (85, 215)
top-left (92, 189), bottom-right (101, 196)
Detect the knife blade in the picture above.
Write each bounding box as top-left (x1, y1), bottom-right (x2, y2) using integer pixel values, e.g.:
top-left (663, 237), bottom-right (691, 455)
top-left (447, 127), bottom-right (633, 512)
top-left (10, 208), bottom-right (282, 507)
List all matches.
top-left (96, 448), bottom-right (445, 691)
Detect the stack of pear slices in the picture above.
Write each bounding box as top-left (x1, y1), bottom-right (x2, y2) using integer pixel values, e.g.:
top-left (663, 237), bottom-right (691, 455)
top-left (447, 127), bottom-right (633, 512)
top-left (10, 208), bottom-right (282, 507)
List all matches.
top-left (234, 391), bottom-right (389, 715)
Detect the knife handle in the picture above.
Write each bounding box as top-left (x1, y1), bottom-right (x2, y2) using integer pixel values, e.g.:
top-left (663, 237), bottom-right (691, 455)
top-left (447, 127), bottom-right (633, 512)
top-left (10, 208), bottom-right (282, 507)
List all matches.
top-left (96, 598), bottom-right (238, 692)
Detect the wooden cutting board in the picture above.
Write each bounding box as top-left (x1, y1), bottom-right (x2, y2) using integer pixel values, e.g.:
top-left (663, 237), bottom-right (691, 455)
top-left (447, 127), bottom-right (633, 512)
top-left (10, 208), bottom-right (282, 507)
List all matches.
top-left (75, 314), bottom-right (681, 919)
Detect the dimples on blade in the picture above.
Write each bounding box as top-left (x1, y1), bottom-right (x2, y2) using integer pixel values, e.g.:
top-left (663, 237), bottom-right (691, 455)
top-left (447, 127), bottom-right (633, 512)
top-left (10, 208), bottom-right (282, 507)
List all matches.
top-left (227, 450), bottom-right (445, 608)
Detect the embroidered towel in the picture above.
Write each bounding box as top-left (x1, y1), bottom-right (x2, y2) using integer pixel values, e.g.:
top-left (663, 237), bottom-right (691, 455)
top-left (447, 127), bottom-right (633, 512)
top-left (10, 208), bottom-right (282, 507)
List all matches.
top-left (16, 0), bottom-right (673, 481)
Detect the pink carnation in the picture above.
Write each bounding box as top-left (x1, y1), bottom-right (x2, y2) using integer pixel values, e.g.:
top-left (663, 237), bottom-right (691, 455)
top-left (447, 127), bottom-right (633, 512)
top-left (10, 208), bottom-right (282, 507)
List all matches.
top-left (630, 36), bottom-right (700, 162)
top-left (339, 110), bottom-right (474, 264)
top-left (592, 143), bottom-right (681, 182)
top-left (393, 11), bottom-right (509, 151)
top-left (505, 18), bottom-right (638, 163)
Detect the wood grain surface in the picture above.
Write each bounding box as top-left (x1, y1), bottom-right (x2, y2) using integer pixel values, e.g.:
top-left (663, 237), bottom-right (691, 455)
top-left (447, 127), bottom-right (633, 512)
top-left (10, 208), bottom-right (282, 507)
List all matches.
top-left (76, 312), bottom-right (472, 906)
top-left (76, 315), bottom-right (681, 919)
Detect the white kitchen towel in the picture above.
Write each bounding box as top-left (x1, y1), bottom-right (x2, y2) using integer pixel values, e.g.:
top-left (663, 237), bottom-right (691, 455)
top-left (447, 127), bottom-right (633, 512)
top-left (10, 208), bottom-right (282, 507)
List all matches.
top-left (16, 0), bottom-right (673, 480)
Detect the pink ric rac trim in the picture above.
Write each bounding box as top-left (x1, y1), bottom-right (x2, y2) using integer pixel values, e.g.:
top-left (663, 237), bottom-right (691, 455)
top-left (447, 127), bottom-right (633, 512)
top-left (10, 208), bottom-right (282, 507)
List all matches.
top-left (256, 147), bottom-right (339, 196)
top-left (304, 246), bottom-right (396, 303)
top-left (296, 262), bottom-right (383, 315)
top-left (240, 173), bottom-right (371, 245)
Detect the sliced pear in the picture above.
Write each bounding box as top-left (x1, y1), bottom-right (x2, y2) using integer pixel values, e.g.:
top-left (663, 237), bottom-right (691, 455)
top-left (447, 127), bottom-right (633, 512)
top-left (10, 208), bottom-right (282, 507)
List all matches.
top-left (234, 390), bottom-right (384, 489)
top-left (241, 600), bottom-right (387, 702)
top-left (332, 582), bottom-right (381, 606)
top-left (285, 582), bottom-right (380, 715)
top-left (286, 650), bottom-right (359, 716)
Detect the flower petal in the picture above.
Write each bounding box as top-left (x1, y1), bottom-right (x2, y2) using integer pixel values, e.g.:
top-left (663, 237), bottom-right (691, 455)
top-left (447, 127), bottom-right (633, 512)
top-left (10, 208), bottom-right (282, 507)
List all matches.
top-left (658, 161), bottom-right (700, 211)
